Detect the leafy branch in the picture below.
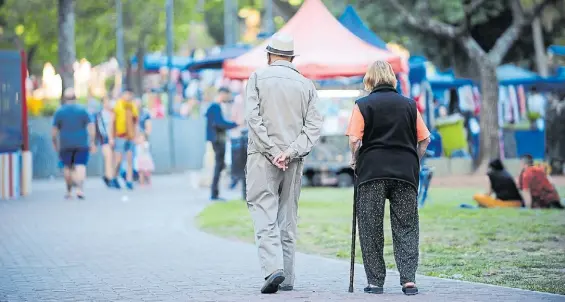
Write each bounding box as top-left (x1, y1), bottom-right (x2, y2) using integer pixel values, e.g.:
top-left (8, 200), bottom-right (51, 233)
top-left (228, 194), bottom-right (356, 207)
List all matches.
top-left (385, 0), bottom-right (557, 64)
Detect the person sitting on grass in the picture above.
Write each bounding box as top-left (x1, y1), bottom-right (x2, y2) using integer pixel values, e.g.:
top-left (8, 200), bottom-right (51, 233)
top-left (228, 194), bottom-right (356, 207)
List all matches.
top-left (518, 154), bottom-right (564, 209)
top-left (473, 159), bottom-right (523, 208)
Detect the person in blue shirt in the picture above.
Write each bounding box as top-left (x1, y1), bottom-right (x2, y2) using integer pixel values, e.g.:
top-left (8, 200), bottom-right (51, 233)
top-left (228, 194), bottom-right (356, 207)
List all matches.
top-left (51, 88), bottom-right (96, 199)
top-left (138, 104), bottom-right (152, 136)
top-left (206, 87), bottom-right (238, 201)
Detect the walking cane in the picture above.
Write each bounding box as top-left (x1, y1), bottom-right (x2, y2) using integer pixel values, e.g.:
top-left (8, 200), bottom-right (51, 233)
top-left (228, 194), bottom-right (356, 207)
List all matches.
top-left (348, 171), bottom-right (357, 293)
top-left (348, 142), bottom-right (361, 293)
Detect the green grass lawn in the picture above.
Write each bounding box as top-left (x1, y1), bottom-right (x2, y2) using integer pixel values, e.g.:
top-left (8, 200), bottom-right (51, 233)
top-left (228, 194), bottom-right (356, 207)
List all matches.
top-left (197, 186), bottom-right (565, 295)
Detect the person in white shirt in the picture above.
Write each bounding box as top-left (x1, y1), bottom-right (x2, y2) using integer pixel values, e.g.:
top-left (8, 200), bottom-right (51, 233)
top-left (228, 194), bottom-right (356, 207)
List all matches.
top-left (528, 86), bottom-right (546, 117)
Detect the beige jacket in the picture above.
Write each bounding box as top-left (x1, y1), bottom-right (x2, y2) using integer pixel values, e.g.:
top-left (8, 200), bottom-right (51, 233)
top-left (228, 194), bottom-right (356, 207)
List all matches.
top-left (245, 60), bottom-right (323, 160)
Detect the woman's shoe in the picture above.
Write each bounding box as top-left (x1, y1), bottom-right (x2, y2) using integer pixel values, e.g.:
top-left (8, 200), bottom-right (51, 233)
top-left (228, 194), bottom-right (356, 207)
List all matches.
top-left (364, 286), bottom-right (383, 294)
top-left (402, 283), bottom-right (418, 295)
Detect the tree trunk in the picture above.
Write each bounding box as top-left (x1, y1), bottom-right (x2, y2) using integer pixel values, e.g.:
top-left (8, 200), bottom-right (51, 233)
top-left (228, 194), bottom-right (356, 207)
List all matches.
top-left (134, 44), bottom-right (145, 96)
top-left (57, 0), bottom-right (76, 98)
top-left (26, 45), bottom-right (38, 72)
top-left (532, 17), bottom-right (548, 77)
top-left (476, 62), bottom-right (501, 168)
top-left (125, 60), bottom-right (134, 92)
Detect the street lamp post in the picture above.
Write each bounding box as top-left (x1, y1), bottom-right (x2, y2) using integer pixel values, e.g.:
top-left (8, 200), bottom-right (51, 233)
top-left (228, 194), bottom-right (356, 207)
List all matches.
top-left (166, 0), bottom-right (176, 167)
top-left (233, 0), bottom-right (239, 42)
top-left (224, 0), bottom-right (235, 45)
top-left (116, 0), bottom-right (125, 92)
top-left (265, 0), bottom-right (274, 35)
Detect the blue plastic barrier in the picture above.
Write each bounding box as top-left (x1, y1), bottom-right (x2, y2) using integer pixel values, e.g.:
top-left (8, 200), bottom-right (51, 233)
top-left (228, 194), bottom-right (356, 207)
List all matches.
top-left (514, 130), bottom-right (545, 159)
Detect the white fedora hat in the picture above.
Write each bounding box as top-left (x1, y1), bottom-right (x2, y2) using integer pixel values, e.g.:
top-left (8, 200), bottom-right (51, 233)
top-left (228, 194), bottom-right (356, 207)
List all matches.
top-left (265, 33), bottom-right (298, 57)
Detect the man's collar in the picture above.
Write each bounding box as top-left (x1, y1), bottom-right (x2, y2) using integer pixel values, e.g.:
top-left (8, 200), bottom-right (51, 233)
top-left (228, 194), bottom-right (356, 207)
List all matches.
top-left (270, 60), bottom-right (299, 73)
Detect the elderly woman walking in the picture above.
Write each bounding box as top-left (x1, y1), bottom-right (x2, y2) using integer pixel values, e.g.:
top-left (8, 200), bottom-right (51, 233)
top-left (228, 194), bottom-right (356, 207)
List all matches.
top-left (346, 61), bottom-right (431, 295)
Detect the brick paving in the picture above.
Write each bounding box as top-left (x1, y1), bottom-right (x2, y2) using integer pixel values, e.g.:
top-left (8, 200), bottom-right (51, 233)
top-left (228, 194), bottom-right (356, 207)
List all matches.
top-left (0, 174), bottom-right (564, 302)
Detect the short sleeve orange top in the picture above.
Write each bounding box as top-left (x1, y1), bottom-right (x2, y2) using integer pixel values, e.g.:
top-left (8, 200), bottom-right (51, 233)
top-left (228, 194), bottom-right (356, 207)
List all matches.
top-left (345, 104), bottom-right (430, 141)
top-left (518, 165), bottom-right (560, 208)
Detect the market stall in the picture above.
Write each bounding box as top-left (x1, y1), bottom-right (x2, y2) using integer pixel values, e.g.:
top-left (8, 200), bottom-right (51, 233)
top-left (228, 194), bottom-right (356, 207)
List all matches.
top-left (496, 64), bottom-right (565, 159)
top-left (130, 53), bottom-right (192, 72)
top-left (186, 45), bottom-right (251, 71)
top-left (223, 0), bottom-right (407, 80)
top-left (408, 56), bottom-right (479, 158)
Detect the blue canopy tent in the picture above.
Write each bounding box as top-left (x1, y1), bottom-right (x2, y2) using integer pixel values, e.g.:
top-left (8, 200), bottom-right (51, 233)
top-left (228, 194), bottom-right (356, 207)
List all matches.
top-left (497, 64), bottom-right (543, 86)
top-left (495, 64), bottom-right (565, 91)
top-left (428, 70), bottom-right (474, 90)
top-left (338, 5), bottom-right (387, 50)
top-left (130, 53), bottom-right (192, 72)
top-left (186, 45), bottom-right (251, 71)
top-left (548, 45), bottom-right (565, 80)
top-left (408, 56), bottom-right (474, 90)
top-left (548, 44), bottom-right (565, 56)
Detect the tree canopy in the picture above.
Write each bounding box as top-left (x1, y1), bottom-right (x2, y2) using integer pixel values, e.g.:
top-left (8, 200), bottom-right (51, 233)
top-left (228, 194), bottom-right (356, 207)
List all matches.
top-left (0, 0), bottom-right (201, 73)
top-left (1, 0), bottom-right (563, 76)
top-left (351, 0), bottom-right (564, 77)
top-left (252, 0), bottom-right (564, 77)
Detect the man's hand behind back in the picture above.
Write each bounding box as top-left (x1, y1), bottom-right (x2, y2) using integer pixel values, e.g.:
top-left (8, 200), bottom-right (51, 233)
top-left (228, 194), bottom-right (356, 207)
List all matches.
top-left (273, 149), bottom-right (293, 171)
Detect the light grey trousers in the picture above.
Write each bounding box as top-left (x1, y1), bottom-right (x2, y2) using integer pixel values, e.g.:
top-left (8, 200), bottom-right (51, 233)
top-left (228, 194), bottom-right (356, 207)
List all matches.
top-left (246, 153), bottom-right (303, 286)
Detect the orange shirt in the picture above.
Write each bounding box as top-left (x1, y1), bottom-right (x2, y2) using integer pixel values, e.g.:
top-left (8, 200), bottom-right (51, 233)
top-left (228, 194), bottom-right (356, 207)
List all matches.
top-left (345, 104), bottom-right (430, 141)
top-left (519, 165), bottom-right (560, 208)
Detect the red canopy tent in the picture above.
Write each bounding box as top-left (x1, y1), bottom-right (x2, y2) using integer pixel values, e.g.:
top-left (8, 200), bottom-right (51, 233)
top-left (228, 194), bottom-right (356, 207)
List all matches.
top-left (223, 0), bottom-right (407, 80)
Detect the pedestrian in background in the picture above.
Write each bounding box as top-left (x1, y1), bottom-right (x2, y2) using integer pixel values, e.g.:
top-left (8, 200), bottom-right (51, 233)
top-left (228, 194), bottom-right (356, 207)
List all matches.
top-left (245, 34), bottom-right (322, 294)
top-left (112, 90), bottom-right (138, 190)
top-left (95, 96), bottom-right (116, 187)
top-left (346, 60), bottom-right (431, 295)
top-left (519, 154), bottom-right (563, 209)
top-left (229, 87), bottom-right (246, 189)
top-left (134, 132), bottom-right (154, 186)
top-left (205, 87), bottom-right (238, 201)
top-left (199, 87), bottom-right (220, 188)
top-left (136, 97), bottom-right (152, 137)
top-left (51, 88), bottom-right (96, 199)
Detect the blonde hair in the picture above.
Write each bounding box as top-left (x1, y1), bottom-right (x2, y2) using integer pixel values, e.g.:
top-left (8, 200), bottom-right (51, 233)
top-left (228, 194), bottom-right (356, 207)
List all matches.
top-left (363, 60), bottom-right (397, 92)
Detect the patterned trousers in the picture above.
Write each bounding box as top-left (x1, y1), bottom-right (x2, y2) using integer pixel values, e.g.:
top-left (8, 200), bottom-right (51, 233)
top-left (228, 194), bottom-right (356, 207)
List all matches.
top-left (357, 179), bottom-right (419, 287)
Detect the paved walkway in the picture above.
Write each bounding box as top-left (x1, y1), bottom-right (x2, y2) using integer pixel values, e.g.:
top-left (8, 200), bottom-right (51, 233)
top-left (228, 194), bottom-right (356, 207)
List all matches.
top-left (0, 175), bottom-right (563, 302)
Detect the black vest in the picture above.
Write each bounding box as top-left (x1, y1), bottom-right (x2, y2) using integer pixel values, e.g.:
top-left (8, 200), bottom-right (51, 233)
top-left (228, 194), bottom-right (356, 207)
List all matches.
top-left (355, 85), bottom-right (420, 190)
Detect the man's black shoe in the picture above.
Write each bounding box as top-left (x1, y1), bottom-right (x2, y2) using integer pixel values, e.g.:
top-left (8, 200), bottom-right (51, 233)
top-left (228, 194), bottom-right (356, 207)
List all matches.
top-left (261, 269), bottom-right (285, 294)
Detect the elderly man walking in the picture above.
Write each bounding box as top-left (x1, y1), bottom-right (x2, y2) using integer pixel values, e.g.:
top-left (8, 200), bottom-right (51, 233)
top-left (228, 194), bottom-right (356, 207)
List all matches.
top-left (245, 33), bottom-right (323, 294)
